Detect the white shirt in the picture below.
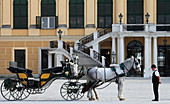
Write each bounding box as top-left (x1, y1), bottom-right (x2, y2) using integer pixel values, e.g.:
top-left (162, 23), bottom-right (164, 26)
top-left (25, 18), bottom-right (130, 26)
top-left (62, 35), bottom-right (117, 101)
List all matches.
top-left (153, 69), bottom-right (160, 77)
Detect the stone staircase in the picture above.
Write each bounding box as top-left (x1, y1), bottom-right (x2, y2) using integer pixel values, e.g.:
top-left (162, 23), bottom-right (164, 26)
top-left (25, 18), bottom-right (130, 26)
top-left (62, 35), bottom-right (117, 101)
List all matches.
top-left (72, 27), bottom-right (112, 67)
top-left (49, 26), bottom-right (112, 68)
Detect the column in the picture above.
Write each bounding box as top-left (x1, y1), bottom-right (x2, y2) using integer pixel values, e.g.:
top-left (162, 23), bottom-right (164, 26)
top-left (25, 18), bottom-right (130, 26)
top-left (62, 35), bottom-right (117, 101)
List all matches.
top-left (144, 36), bottom-right (152, 78)
top-left (74, 41), bottom-right (79, 50)
top-left (54, 53), bottom-right (62, 67)
top-left (148, 36), bottom-right (152, 73)
top-left (54, 53), bottom-right (57, 67)
top-left (48, 53), bottom-right (52, 68)
top-left (29, 0), bottom-right (40, 36)
top-left (117, 35), bottom-right (124, 64)
top-left (58, 40), bottom-right (63, 49)
top-left (119, 36), bottom-right (124, 63)
top-left (93, 43), bottom-right (99, 53)
top-left (85, 0), bottom-right (96, 35)
top-left (112, 36), bottom-right (116, 63)
top-left (117, 36), bottom-right (120, 63)
top-left (153, 36), bottom-right (158, 67)
top-left (57, 54), bottom-right (62, 67)
top-left (1, 0), bottom-right (12, 36)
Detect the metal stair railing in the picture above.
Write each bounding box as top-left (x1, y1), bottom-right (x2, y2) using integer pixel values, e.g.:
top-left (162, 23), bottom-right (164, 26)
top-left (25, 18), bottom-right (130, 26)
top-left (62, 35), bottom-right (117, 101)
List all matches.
top-left (79, 33), bottom-right (94, 45)
top-left (77, 43), bottom-right (90, 55)
top-left (93, 50), bottom-right (102, 62)
top-left (78, 25), bottom-right (112, 46)
top-left (63, 41), bottom-right (70, 53)
top-left (97, 26), bottom-right (112, 38)
top-left (49, 40), bottom-right (58, 48)
top-left (92, 50), bottom-right (110, 67)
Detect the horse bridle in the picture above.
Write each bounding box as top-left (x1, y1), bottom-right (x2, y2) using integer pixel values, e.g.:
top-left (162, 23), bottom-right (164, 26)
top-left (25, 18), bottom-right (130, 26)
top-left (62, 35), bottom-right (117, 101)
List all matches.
top-left (123, 58), bottom-right (139, 76)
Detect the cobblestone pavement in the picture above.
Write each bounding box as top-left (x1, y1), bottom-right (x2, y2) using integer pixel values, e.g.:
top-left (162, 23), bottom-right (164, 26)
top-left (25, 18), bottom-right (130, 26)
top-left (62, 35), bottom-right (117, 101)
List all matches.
top-left (0, 77), bottom-right (170, 104)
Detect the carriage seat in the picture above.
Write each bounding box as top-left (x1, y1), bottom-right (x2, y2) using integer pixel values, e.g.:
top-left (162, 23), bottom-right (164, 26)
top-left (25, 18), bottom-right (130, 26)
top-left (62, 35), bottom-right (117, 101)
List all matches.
top-left (8, 66), bottom-right (33, 77)
top-left (41, 67), bottom-right (63, 73)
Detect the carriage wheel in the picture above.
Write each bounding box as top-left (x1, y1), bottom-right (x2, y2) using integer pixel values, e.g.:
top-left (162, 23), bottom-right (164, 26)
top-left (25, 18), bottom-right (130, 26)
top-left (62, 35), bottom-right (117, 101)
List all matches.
top-left (18, 88), bottom-right (30, 100)
top-left (60, 82), bottom-right (84, 100)
top-left (75, 82), bottom-right (84, 100)
top-left (9, 81), bottom-right (30, 100)
top-left (1, 80), bottom-right (22, 101)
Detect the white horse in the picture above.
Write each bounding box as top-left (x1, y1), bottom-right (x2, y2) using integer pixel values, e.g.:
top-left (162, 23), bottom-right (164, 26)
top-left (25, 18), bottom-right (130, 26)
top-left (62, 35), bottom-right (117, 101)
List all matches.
top-left (82, 57), bottom-right (141, 101)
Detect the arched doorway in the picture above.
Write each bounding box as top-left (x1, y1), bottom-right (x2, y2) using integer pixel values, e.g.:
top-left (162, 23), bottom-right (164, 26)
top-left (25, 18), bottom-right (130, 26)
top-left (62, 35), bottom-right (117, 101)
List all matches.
top-left (127, 40), bottom-right (143, 76)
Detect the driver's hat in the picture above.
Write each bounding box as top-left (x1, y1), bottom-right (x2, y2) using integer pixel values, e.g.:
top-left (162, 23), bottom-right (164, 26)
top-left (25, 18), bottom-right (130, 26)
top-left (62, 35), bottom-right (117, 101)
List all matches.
top-left (151, 64), bottom-right (156, 68)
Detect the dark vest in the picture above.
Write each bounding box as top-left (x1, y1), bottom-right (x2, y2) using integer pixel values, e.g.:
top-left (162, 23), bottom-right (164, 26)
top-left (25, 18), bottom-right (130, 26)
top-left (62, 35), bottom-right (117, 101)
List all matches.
top-left (152, 70), bottom-right (159, 83)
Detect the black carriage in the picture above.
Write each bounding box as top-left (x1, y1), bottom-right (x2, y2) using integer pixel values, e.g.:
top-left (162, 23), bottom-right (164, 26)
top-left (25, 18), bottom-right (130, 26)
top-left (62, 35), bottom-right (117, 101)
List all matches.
top-left (1, 61), bottom-right (85, 101)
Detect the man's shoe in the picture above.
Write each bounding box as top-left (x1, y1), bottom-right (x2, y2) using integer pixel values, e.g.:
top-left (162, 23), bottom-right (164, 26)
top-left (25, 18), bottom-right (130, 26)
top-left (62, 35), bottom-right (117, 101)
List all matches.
top-left (152, 99), bottom-right (158, 101)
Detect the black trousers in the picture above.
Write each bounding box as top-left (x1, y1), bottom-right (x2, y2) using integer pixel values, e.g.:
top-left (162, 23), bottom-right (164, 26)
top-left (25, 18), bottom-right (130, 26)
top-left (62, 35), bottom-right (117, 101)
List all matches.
top-left (153, 83), bottom-right (159, 100)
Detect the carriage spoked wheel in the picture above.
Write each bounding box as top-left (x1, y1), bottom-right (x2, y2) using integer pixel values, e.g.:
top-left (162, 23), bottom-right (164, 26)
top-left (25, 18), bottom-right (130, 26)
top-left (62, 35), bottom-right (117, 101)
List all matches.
top-left (17, 87), bottom-right (30, 100)
top-left (1, 80), bottom-right (22, 101)
top-left (8, 81), bottom-right (30, 100)
top-left (60, 81), bottom-right (84, 100)
top-left (1, 79), bottom-right (30, 101)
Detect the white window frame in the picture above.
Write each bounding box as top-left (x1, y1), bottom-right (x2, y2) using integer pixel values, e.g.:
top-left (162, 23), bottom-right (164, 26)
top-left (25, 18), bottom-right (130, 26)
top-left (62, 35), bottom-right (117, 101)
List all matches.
top-left (12, 48), bottom-right (28, 68)
top-left (41, 17), bottom-right (55, 29)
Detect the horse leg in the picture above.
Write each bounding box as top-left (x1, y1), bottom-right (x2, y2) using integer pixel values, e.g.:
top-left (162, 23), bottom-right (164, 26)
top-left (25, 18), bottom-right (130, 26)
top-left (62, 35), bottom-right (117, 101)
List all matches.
top-left (87, 80), bottom-right (99, 101)
top-left (93, 88), bottom-right (99, 100)
top-left (117, 78), bottom-right (125, 101)
top-left (87, 88), bottom-right (95, 101)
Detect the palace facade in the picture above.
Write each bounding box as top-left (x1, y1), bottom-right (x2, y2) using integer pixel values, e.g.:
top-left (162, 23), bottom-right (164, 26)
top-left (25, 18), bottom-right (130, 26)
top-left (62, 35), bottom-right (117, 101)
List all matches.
top-left (0, 0), bottom-right (170, 78)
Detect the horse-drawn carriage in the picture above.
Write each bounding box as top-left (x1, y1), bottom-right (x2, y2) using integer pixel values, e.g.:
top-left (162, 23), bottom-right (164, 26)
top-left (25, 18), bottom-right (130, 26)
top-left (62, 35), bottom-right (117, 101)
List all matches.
top-left (1, 57), bottom-right (141, 101)
top-left (1, 61), bottom-right (85, 101)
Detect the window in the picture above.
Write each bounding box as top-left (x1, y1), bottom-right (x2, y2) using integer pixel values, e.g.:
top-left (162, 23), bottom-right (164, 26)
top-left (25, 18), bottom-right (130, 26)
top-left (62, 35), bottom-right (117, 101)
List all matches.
top-left (15, 50), bottom-right (25, 68)
top-left (69, 0), bottom-right (84, 28)
top-left (41, 50), bottom-right (48, 69)
top-left (157, 0), bottom-right (170, 24)
top-left (41, 50), bottom-right (55, 69)
top-left (41, 0), bottom-right (56, 16)
top-left (97, 0), bottom-right (113, 28)
top-left (127, 0), bottom-right (143, 24)
top-left (13, 0), bottom-right (28, 29)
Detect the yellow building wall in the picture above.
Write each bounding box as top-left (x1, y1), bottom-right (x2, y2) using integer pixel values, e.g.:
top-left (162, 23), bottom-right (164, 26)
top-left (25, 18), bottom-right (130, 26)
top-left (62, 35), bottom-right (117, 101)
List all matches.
top-left (12, 30), bottom-right (28, 36)
top-left (0, 0), bottom-right (158, 36)
top-left (68, 29), bottom-right (85, 36)
top-left (40, 30), bottom-right (57, 36)
top-left (0, 41), bottom-right (49, 74)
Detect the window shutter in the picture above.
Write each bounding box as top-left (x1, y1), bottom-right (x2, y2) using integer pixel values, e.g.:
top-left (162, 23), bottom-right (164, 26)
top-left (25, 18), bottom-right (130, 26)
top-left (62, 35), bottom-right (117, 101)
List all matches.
top-left (36, 16), bottom-right (41, 29)
top-left (55, 16), bottom-right (58, 28)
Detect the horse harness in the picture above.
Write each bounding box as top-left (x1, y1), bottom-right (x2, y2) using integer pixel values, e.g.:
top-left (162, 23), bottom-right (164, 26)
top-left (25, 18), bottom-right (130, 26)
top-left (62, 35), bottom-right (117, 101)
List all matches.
top-left (109, 58), bottom-right (137, 81)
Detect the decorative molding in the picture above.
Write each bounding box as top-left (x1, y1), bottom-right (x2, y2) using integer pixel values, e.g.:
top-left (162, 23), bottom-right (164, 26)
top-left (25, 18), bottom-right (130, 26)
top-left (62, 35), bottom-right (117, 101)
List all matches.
top-left (29, 25), bottom-right (36, 29)
top-left (86, 24), bottom-right (95, 28)
top-left (2, 25), bottom-right (11, 29)
top-left (58, 24), bottom-right (67, 28)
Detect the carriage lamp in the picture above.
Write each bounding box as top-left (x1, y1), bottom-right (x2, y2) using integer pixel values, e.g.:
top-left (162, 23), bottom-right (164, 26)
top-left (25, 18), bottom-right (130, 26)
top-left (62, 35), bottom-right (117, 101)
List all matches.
top-left (112, 51), bottom-right (116, 64)
top-left (58, 29), bottom-right (62, 40)
top-left (145, 13), bottom-right (150, 24)
top-left (65, 71), bottom-right (69, 76)
top-left (164, 38), bottom-right (167, 46)
top-left (118, 13), bottom-right (123, 24)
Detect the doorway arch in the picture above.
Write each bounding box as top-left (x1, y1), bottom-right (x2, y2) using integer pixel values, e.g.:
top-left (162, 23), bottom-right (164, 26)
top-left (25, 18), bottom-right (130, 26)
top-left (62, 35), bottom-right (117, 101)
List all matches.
top-left (127, 40), bottom-right (143, 76)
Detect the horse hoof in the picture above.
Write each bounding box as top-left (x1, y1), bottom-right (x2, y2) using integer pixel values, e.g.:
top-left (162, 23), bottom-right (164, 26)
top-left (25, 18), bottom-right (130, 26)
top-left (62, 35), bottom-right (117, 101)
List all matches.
top-left (92, 98), bottom-right (95, 100)
top-left (119, 98), bottom-right (125, 101)
top-left (96, 97), bottom-right (99, 100)
top-left (89, 98), bottom-right (95, 101)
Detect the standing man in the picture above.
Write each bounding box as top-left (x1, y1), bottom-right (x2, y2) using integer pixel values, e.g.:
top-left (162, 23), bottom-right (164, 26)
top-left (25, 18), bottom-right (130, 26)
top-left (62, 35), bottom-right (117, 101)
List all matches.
top-left (151, 64), bottom-right (161, 101)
